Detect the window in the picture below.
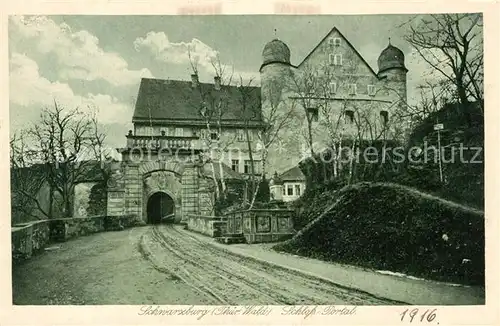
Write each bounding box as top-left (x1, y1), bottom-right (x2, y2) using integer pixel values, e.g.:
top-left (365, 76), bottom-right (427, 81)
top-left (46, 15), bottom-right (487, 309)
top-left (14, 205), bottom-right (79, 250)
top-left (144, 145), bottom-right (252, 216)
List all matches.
top-left (307, 107), bottom-right (319, 122)
top-left (329, 82), bottom-right (337, 95)
top-left (380, 111), bottom-right (389, 125)
top-left (367, 85), bottom-right (376, 96)
top-left (287, 185), bottom-right (294, 196)
top-left (305, 80), bottom-right (315, 96)
top-left (210, 131), bottom-right (219, 140)
top-left (344, 110), bottom-right (354, 123)
top-left (237, 129), bottom-right (245, 142)
top-left (282, 187), bottom-right (286, 195)
top-left (144, 126), bottom-right (153, 136)
top-left (231, 159), bottom-right (239, 172)
top-left (253, 160), bottom-right (262, 174)
top-left (348, 84), bottom-right (357, 95)
top-left (329, 53), bottom-right (342, 66)
top-left (244, 160), bottom-right (251, 174)
top-left (295, 184), bottom-right (301, 196)
top-left (243, 160), bottom-right (261, 174)
top-left (175, 128), bottom-right (184, 137)
top-left (328, 37), bottom-right (341, 46)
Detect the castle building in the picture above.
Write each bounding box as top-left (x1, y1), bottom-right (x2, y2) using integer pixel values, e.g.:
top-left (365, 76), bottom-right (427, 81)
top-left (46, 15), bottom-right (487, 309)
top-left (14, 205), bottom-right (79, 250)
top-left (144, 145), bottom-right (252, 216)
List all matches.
top-left (261, 26), bottom-right (408, 177)
top-left (103, 26), bottom-right (408, 224)
top-left (106, 75), bottom-right (264, 224)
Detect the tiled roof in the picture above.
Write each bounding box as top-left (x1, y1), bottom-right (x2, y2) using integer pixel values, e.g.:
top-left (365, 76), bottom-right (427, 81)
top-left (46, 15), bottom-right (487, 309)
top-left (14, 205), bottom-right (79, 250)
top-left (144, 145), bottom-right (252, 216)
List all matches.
top-left (133, 78), bottom-right (264, 127)
top-left (278, 165), bottom-right (306, 182)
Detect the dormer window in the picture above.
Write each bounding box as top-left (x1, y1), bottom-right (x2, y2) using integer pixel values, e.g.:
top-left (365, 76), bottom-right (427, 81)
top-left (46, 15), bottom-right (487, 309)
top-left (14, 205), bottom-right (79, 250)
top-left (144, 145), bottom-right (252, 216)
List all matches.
top-left (344, 110), bottom-right (354, 123)
top-left (210, 131), bottom-right (219, 140)
top-left (380, 111), bottom-right (389, 125)
top-left (367, 85), bottom-right (376, 96)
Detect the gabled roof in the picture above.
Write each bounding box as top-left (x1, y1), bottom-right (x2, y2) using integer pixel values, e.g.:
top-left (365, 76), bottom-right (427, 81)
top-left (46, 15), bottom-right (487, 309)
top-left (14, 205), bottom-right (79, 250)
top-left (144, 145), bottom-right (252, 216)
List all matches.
top-left (296, 26), bottom-right (379, 77)
top-left (133, 78), bottom-right (264, 126)
top-left (279, 165), bottom-right (306, 182)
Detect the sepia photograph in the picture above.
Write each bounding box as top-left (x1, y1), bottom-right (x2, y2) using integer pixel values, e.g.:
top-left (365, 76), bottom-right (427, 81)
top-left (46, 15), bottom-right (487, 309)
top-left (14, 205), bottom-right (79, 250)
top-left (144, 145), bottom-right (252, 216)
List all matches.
top-left (8, 12), bottom-right (486, 311)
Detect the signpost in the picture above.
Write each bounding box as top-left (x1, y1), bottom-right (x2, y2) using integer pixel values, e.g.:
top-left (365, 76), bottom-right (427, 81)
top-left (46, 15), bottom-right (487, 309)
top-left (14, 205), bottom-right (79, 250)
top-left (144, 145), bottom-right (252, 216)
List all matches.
top-left (434, 123), bottom-right (444, 183)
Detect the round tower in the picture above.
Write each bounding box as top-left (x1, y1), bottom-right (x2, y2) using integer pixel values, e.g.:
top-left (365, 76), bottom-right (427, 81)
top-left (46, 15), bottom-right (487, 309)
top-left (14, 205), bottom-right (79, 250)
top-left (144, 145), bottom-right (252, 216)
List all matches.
top-left (377, 41), bottom-right (408, 109)
top-left (259, 39), bottom-right (299, 174)
top-left (260, 39), bottom-right (293, 109)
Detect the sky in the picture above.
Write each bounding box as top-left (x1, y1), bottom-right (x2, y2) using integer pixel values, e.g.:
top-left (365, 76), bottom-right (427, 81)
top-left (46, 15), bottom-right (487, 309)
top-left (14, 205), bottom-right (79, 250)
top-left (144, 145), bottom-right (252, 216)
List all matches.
top-left (8, 14), bottom-right (438, 149)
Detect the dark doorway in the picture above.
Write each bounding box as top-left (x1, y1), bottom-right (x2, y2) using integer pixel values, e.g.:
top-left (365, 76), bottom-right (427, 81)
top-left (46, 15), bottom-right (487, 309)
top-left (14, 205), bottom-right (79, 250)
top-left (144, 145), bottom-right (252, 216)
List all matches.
top-left (146, 192), bottom-right (175, 224)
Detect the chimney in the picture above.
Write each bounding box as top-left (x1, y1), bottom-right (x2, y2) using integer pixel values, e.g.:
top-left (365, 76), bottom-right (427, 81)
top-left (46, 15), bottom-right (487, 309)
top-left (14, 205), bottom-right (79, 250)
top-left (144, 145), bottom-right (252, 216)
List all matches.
top-left (214, 76), bottom-right (221, 90)
top-left (191, 73), bottom-right (199, 88)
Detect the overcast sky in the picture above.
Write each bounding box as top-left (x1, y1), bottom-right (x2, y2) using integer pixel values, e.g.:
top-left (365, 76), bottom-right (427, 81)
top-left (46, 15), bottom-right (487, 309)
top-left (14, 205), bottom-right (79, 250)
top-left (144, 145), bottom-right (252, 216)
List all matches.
top-left (9, 14), bottom-right (437, 148)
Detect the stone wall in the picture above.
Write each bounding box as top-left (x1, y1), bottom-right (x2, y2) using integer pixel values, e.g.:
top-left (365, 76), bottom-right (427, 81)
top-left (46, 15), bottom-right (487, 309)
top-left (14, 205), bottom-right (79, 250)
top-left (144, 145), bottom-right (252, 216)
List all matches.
top-left (12, 215), bottom-right (138, 264)
top-left (181, 164), bottom-right (200, 221)
top-left (186, 209), bottom-right (295, 244)
top-left (11, 221), bottom-right (50, 261)
top-left (124, 164), bottom-right (142, 217)
top-left (186, 214), bottom-right (227, 237)
top-left (225, 209), bottom-right (295, 244)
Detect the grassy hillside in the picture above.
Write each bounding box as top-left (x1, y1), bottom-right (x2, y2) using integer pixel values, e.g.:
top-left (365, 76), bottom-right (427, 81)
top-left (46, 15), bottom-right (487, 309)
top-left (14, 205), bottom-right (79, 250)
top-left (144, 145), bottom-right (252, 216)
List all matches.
top-left (275, 182), bottom-right (484, 286)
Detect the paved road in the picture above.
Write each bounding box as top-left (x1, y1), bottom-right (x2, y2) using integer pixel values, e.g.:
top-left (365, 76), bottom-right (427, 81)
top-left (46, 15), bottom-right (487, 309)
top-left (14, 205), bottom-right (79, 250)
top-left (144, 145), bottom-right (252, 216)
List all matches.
top-left (13, 225), bottom-right (396, 305)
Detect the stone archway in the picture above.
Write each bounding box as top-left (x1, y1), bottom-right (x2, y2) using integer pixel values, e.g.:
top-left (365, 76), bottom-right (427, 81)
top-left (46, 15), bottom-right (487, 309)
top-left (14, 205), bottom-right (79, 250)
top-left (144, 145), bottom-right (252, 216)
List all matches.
top-left (146, 192), bottom-right (175, 224)
top-left (142, 170), bottom-right (182, 223)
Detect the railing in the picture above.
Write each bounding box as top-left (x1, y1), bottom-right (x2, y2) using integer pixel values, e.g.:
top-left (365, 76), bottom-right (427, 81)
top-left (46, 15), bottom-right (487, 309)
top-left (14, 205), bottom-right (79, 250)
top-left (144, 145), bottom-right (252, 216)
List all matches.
top-left (126, 135), bottom-right (200, 150)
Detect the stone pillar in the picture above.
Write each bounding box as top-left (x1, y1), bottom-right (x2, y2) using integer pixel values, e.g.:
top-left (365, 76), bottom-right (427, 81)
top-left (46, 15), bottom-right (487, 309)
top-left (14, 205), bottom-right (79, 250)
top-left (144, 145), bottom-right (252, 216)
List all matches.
top-left (106, 161), bottom-right (125, 216)
top-left (181, 163), bottom-right (199, 222)
top-left (198, 177), bottom-right (214, 216)
top-left (124, 163), bottom-right (142, 220)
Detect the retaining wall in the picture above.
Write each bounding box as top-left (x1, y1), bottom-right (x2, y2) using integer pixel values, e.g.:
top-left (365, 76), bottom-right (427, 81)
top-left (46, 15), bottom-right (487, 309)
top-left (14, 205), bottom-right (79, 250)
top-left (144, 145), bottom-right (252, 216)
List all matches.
top-left (187, 208), bottom-right (296, 244)
top-left (225, 209), bottom-right (295, 244)
top-left (12, 215), bottom-right (138, 264)
top-left (186, 214), bottom-right (227, 237)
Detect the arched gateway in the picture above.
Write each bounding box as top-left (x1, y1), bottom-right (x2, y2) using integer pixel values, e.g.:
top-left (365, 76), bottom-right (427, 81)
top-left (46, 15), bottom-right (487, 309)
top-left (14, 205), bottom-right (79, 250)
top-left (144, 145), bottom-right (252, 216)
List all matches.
top-left (146, 191), bottom-right (175, 224)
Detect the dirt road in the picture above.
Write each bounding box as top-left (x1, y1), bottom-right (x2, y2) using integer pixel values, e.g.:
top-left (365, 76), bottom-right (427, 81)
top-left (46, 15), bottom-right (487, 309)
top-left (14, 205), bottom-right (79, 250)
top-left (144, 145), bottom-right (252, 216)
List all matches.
top-left (13, 225), bottom-right (396, 305)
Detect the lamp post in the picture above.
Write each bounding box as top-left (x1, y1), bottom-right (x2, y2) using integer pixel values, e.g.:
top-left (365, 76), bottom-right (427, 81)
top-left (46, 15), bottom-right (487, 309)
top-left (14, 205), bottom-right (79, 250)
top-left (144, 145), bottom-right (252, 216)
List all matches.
top-left (433, 122), bottom-right (444, 183)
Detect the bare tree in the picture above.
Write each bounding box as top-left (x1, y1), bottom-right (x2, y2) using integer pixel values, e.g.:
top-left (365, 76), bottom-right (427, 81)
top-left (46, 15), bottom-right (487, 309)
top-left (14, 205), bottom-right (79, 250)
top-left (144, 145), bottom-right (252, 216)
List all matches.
top-left (10, 132), bottom-right (50, 220)
top-left (187, 48), bottom-right (237, 200)
top-left (404, 14), bottom-right (483, 112)
top-left (10, 101), bottom-right (108, 219)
